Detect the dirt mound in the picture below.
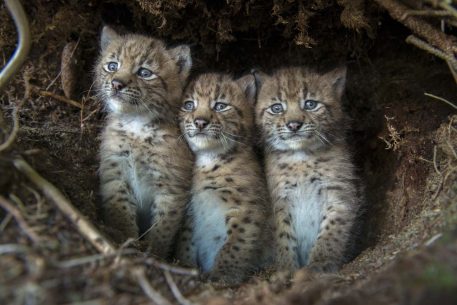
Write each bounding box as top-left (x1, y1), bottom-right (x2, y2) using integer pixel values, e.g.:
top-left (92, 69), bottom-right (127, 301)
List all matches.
top-left (1, 1), bottom-right (456, 304)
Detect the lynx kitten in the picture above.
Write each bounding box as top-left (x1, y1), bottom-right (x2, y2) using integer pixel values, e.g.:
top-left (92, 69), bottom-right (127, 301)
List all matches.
top-left (256, 66), bottom-right (360, 273)
top-left (176, 73), bottom-right (269, 284)
top-left (95, 26), bottom-right (193, 258)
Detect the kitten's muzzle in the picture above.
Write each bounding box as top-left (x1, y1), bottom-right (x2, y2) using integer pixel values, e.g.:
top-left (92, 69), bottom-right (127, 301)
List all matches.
top-left (286, 121), bottom-right (303, 132)
top-left (194, 118), bottom-right (209, 131)
top-left (111, 79), bottom-right (126, 92)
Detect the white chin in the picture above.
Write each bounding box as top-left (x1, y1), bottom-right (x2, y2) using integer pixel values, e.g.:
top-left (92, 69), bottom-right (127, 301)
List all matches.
top-left (187, 135), bottom-right (229, 153)
top-left (271, 138), bottom-right (307, 151)
top-left (107, 98), bottom-right (123, 113)
top-left (287, 139), bottom-right (307, 150)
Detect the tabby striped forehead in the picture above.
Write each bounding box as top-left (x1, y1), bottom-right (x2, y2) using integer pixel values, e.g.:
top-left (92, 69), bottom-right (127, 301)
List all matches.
top-left (103, 35), bottom-right (167, 70)
top-left (261, 67), bottom-right (325, 105)
top-left (184, 73), bottom-right (242, 106)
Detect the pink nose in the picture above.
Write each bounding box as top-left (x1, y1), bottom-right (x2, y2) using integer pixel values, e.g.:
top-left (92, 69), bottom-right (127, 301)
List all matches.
top-left (194, 118), bottom-right (209, 130)
top-left (111, 79), bottom-right (125, 91)
top-left (287, 121), bottom-right (303, 132)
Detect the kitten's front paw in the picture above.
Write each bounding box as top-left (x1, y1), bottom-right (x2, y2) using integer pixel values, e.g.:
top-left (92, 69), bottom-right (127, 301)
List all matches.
top-left (204, 270), bottom-right (245, 287)
top-left (307, 261), bottom-right (339, 273)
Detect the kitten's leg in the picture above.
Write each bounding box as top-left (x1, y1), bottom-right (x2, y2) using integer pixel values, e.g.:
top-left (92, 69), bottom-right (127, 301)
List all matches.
top-left (274, 201), bottom-right (299, 273)
top-left (176, 215), bottom-right (197, 267)
top-left (146, 193), bottom-right (187, 259)
top-left (209, 209), bottom-right (263, 285)
top-left (100, 163), bottom-right (139, 243)
top-left (307, 189), bottom-right (356, 272)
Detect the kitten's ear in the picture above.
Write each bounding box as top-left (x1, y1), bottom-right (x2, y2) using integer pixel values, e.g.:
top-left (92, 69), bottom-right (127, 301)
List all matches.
top-left (100, 26), bottom-right (120, 51)
top-left (324, 66), bottom-right (347, 99)
top-left (236, 74), bottom-right (257, 106)
top-left (169, 45), bottom-right (192, 80)
top-left (251, 69), bottom-right (267, 92)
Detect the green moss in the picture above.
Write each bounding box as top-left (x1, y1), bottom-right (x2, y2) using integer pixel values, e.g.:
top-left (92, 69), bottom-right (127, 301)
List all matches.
top-left (419, 263), bottom-right (457, 291)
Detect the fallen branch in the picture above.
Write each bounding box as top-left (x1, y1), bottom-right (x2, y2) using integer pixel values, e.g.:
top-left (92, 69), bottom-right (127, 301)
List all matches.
top-left (39, 90), bottom-right (83, 109)
top-left (374, 0), bottom-right (456, 54)
top-left (0, 194), bottom-right (41, 244)
top-left (13, 157), bottom-right (115, 254)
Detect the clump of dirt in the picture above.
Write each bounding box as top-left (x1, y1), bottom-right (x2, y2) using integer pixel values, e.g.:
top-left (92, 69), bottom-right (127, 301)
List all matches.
top-left (1, 1), bottom-right (457, 304)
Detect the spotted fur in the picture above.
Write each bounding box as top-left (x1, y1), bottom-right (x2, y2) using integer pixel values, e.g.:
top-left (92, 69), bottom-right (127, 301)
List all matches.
top-left (95, 26), bottom-right (193, 259)
top-left (255, 66), bottom-right (360, 273)
top-left (176, 73), bottom-right (269, 285)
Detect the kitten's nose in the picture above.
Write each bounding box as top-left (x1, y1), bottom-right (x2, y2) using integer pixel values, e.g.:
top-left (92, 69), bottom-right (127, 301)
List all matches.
top-left (286, 121), bottom-right (303, 132)
top-left (194, 118), bottom-right (209, 130)
top-left (111, 79), bottom-right (125, 91)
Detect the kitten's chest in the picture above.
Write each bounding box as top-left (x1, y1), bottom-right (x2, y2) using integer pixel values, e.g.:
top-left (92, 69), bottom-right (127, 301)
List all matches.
top-left (270, 156), bottom-right (325, 264)
top-left (191, 190), bottom-right (228, 272)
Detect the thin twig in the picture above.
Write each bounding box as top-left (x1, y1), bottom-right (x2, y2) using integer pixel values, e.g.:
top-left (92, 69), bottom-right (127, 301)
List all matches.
top-left (0, 213), bottom-right (13, 231)
top-left (433, 145), bottom-right (441, 175)
top-left (425, 92), bottom-right (457, 110)
top-left (133, 267), bottom-right (173, 305)
top-left (0, 98), bottom-right (25, 153)
top-left (146, 258), bottom-right (199, 276)
top-left (164, 270), bottom-right (195, 305)
top-left (13, 157), bottom-right (115, 254)
top-left (0, 243), bottom-right (28, 255)
top-left (55, 249), bottom-right (137, 268)
top-left (0, 195), bottom-right (41, 243)
top-left (39, 90), bottom-right (83, 109)
top-left (0, 67), bottom-right (31, 152)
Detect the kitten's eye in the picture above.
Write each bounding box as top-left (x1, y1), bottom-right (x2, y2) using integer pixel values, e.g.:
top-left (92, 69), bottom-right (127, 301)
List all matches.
top-left (182, 101), bottom-right (195, 111)
top-left (106, 61), bottom-right (118, 72)
top-left (270, 103), bottom-right (284, 114)
top-left (304, 100), bottom-right (319, 110)
top-left (137, 68), bottom-right (156, 80)
top-left (214, 102), bottom-right (229, 112)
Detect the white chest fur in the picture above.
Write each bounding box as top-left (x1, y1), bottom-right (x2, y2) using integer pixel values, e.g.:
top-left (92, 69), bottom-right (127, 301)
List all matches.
top-left (106, 116), bottom-right (158, 209)
top-left (190, 190), bottom-right (228, 272)
top-left (288, 182), bottom-right (322, 266)
top-left (278, 152), bottom-right (323, 266)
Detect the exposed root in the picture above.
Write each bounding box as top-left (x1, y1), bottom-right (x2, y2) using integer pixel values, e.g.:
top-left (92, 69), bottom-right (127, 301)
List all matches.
top-left (374, 0), bottom-right (457, 83)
